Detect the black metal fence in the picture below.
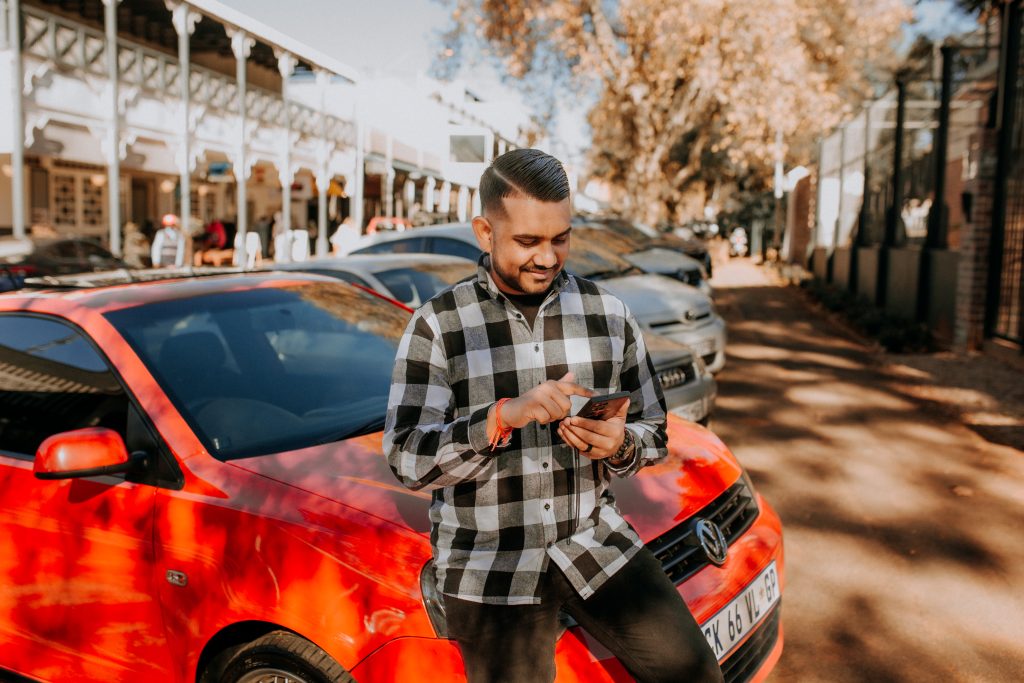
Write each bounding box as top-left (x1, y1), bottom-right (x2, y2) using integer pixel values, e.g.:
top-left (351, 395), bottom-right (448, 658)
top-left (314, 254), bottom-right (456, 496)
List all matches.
top-left (989, 0), bottom-right (1024, 345)
top-left (809, 6), bottom-right (1020, 349)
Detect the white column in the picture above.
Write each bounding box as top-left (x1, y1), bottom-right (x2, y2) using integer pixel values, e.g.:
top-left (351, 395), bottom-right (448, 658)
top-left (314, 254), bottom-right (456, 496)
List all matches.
top-left (352, 93), bottom-right (364, 231)
top-left (229, 28), bottom-right (253, 262)
top-left (103, 0), bottom-right (122, 255)
top-left (424, 176), bottom-right (436, 212)
top-left (457, 185), bottom-right (469, 222)
top-left (404, 178), bottom-right (415, 213)
top-left (276, 50), bottom-right (296, 233)
top-left (471, 188), bottom-right (481, 217)
top-left (439, 180), bottom-right (451, 213)
top-left (169, 2), bottom-right (199, 248)
top-left (383, 168), bottom-right (395, 217)
top-left (315, 69), bottom-right (329, 257)
top-left (9, 0), bottom-right (25, 239)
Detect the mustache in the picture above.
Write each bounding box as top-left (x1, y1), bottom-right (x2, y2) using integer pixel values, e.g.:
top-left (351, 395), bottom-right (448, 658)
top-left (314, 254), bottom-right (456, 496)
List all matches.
top-left (521, 264), bottom-right (557, 273)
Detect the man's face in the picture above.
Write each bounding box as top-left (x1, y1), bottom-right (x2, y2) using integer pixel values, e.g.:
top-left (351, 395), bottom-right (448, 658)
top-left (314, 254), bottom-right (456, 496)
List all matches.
top-left (471, 195), bottom-right (572, 295)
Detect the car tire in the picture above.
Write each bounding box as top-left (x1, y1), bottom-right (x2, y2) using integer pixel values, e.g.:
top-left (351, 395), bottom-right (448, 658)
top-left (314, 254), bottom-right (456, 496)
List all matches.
top-left (203, 629), bottom-right (354, 683)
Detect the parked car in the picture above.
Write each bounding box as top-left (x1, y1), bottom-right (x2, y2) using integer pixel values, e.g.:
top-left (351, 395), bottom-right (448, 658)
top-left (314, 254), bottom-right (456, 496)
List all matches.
top-left (350, 224), bottom-right (728, 372)
top-left (272, 253), bottom-right (718, 423)
top-left (0, 271), bottom-right (780, 682)
top-left (584, 217), bottom-right (713, 277)
top-left (571, 224), bottom-right (712, 296)
top-left (0, 237), bottom-right (127, 290)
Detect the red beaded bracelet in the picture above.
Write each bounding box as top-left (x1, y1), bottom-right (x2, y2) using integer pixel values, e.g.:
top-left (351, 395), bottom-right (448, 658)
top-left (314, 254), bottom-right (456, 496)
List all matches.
top-left (489, 398), bottom-right (513, 451)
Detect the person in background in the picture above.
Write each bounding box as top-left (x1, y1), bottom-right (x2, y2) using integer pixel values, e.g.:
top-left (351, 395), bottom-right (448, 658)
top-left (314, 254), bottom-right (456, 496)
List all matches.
top-left (122, 221), bottom-right (151, 268)
top-left (330, 215), bottom-right (359, 255)
top-left (151, 214), bottom-right (185, 267)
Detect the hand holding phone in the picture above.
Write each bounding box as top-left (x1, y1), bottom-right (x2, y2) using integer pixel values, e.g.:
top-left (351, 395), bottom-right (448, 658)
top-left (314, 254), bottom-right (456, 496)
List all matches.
top-left (573, 391), bottom-right (631, 420)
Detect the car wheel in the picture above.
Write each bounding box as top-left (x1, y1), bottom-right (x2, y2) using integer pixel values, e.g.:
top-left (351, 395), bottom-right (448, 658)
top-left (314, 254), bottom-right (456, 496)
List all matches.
top-left (204, 630), bottom-right (354, 683)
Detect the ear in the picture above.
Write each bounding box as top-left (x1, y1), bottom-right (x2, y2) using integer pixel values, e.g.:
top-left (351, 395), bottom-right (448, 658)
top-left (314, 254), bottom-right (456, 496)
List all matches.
top-left (471, 216), bottom-right (494, 253)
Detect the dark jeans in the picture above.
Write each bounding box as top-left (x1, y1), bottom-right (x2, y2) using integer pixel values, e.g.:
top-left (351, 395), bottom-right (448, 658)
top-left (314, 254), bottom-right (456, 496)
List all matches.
top-left (444, 548), bottom-right (724, 683)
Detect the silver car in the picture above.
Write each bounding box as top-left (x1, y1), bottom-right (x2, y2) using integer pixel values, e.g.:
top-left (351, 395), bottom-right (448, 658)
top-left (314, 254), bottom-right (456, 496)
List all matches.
top-left (348, 224), bottom-right (727, 372)
top-left (570, 224), bottom-right (712, 296)
top-left (272, 252), bottom-right (718, 424)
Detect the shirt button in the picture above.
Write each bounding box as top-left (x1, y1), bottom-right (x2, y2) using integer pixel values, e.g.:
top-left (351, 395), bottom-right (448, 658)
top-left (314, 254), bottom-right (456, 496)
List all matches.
top-left (546, 541), bottom-right (553, 549)
top-left (543, 462), bottom-right (550, 469)
top-left (534, 344), bottom-right (540, 352)
top-left (544, 503), bottom-right (551, 510)
top-left (540, 423), bottom-right (547, 430)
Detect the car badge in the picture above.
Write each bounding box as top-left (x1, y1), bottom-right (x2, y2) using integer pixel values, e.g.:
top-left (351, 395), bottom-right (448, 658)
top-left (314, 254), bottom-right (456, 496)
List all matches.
top-left (694, 518), bottom-right (728, 566)
top-left (684, 310), bottom-right (698, 322)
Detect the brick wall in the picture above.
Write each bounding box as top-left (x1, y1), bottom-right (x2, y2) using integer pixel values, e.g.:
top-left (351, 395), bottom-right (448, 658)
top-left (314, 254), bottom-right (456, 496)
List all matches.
top-left (954, 128), bottom-right (998, 351)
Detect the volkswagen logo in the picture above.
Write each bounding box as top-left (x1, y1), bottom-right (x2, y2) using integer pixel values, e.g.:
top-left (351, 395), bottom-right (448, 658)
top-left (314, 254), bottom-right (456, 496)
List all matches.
top-left (684, 309), bottom-right (698, 322)
top-left (694, 518), bottom-right (729, 566)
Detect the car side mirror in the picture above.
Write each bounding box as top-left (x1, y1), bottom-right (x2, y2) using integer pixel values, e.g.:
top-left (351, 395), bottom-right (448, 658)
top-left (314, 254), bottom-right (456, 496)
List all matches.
top-left (34, 427), bottom-right (144, 480)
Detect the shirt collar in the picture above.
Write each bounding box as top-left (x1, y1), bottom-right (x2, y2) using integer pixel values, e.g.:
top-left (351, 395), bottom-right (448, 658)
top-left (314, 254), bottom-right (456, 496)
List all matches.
top-left (476, 253), bottom-right (570, 305)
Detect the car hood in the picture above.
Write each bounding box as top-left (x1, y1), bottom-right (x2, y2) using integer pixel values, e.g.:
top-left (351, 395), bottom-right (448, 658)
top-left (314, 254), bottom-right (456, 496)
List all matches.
top-left (226, 417), bottom-right (742, 543)
top-left (624, 248), bottom-right (703, 275)
top-left (597, 274), bottom-right (712, 326)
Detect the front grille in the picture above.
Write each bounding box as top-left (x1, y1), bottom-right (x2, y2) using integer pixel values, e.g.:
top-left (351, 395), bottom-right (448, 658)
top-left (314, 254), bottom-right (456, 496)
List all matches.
top-left (721, 604), bottom-right (781, 683)
top-left (656, 362), bottom-right (697, 390)
top-left (646, 480), bottom-right (759, 584)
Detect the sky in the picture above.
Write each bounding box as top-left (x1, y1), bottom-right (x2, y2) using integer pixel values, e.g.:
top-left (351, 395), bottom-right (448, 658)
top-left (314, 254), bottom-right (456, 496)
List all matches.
top-left (220, 0), bottom-right (979, 164)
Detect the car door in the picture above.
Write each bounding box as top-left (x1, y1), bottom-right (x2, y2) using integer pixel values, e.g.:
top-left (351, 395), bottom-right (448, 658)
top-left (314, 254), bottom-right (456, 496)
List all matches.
top-left (0, 314), bottom-right (173, 680)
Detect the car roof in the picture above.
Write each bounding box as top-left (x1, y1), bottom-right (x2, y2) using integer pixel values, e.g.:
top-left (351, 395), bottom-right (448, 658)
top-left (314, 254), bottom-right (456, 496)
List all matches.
top-left (0, 270), bottom-right (350, 314)
top-left (357, 223), bottom-right (476, 245)
top-left (272, 252), bottom-right (475, 275)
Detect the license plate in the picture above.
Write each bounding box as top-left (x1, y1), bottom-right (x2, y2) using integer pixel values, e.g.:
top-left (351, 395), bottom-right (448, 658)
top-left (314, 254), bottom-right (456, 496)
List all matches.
top-left (701, 561), bottom-right (780, 662)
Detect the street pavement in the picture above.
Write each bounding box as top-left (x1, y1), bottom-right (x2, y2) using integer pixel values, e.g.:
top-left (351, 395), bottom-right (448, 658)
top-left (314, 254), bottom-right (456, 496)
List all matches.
top-left (707, 256), bottom-right (1024, 682)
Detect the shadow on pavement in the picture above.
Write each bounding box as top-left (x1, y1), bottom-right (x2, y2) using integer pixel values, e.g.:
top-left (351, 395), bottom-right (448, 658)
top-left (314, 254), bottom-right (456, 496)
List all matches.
top-left (705, 265), bottom-right (1024, 683)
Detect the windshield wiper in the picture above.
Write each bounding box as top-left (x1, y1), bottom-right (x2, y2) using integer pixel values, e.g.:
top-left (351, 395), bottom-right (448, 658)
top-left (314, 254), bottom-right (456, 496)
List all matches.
top-left (312, 417), bottom-right (387, 445)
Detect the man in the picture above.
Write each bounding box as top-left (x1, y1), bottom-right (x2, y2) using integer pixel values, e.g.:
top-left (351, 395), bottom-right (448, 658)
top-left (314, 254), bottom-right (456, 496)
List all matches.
top-left (150, 213), bottom-right (184, 267)
top-left (384, 149), bottom-right (723, 683)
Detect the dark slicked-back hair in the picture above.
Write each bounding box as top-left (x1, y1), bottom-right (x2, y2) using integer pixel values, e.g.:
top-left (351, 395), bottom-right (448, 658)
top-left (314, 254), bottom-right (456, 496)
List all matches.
top-left (479, 148), bottom-right (570, 218)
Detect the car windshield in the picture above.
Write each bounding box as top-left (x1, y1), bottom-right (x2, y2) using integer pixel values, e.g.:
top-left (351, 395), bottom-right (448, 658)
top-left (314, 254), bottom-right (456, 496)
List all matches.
top-left (375, 261), bottom-right (475, 307)
top-left (104, 282), bottom-right (409, 460)
top-left (566, 237), bottom-right (637, 279)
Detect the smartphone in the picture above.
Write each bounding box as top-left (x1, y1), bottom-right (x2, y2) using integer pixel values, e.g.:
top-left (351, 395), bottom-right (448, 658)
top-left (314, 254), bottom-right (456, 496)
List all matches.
top-left (573, 391), bottom-right (631, 420)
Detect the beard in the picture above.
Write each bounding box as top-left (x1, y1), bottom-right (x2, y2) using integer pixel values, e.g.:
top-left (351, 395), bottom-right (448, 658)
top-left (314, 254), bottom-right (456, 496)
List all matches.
top-left (490, 252), bottom-right (560, 295)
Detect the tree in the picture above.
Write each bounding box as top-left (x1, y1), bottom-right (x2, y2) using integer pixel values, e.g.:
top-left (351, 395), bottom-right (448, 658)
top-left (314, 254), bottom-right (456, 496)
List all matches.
top-left (438, 0), bottom-right (910, 223)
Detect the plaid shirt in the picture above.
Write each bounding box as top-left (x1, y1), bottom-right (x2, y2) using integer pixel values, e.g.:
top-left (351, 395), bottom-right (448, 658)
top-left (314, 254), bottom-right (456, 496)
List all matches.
top-left (384, 257), bottom-right (668, 605)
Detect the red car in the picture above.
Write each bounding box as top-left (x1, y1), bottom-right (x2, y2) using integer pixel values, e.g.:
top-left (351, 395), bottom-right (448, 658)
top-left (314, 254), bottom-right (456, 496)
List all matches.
top-left (0, 272), bottom-right (783, 682)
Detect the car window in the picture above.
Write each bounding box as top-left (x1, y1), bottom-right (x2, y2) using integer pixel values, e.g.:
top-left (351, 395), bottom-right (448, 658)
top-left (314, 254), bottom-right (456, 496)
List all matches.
top-left (0, 315), bottom-right (129, 457)
top-left (78, 241), bottom-right (115, 260)
top-left (428, 237), bottom-right (482, 261)
top-left (105, 282), bottom-right (410, 460)
top-left (375, 262), bottom-right (475, 307)
top-left (354, 237), bottom-right (427, 255)
top-left (39, 241), bottom-right (79, 259)
top-left (305, 268), bottom-right (371, 289)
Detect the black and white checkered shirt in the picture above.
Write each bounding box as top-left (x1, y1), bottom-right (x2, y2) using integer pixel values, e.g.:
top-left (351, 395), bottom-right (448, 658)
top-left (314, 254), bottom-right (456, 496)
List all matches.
top-left (384, 257), bottom-right (668, 605)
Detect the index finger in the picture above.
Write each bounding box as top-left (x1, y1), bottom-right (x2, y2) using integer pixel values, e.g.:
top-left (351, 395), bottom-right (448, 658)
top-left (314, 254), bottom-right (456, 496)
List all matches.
top-left (554, 381), bottom-right (593, 398)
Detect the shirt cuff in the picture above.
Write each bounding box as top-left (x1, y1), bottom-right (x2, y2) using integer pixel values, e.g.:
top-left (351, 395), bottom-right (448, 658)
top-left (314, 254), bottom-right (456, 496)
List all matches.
top-left (467, 403), bottom-right (502, 455)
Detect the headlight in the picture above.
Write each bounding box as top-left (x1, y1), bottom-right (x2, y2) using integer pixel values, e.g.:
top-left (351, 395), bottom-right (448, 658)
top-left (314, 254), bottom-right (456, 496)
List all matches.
top-left (740, 468), bottom-right (761, 513)
top-left (419, 560), bottom-right (449, 638)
